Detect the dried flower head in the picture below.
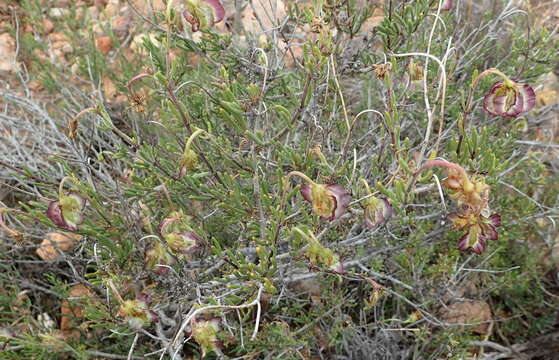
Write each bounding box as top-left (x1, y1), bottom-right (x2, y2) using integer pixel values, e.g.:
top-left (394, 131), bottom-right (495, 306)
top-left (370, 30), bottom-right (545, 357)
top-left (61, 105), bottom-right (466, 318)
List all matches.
top-left (483, 80), bottom-right (536, 117)
top-left (117, 293), bottom-right (159, 331)
top-left (191, 317), bottom-right (222, 357)
top-left (372, 63), bottom-right (392, 79)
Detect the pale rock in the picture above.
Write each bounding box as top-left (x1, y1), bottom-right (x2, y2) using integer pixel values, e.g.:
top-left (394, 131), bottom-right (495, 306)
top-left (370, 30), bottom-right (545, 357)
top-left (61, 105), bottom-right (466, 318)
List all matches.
top-left (0, 33), bottom-right (18, 73)
top-left (49, 8), bottom-right (69, 18)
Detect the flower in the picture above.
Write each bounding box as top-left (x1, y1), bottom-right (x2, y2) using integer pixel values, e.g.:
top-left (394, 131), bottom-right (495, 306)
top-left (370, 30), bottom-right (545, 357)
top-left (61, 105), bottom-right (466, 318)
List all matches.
top-left (305, 238), bottom-right (344, 273)
top-left (300, 183), bottom-right (351, 220)
top-left (117, 293), bottom-right (159, 331)
top-left (183, 0), bottom-right (225, 32)
top-left (191, 317), bottom-right (222, 357)
top-left (145, 242), bottom-right (176, 275)
top-left (363, 196), bottom-right (393, 229)
top-left (179, 149), bottom-right (198, 177)
top-left (440, 0), bottom-right (453, 11)
top-left (483, 80), bottom-right (536, 117)
top-left (158, 212), bottom-right (203, 257)
top-left (46, 192), bottom-right (86, 232)
top-left (449, 210), bottom-right (501, 255)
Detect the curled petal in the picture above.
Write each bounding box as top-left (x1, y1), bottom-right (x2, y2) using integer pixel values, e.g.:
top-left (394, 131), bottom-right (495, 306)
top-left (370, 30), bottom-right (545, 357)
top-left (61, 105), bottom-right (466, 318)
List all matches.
top-left (183, 0), bottom-right (225, 32)
top-left (46, 200), bottom-right (69, 230)
top-left (300, 184), bottom-right (313, 203)
top-left (46, 193), bottom-right (86, 232)
top-left (326, 184), bottom-right (351, 220)
top-left (488, 214), bottom-right (501, 227)
top-left (457, 228), bottom-right (486, 255)
top-left (204, 0), bottom-right (225, 23)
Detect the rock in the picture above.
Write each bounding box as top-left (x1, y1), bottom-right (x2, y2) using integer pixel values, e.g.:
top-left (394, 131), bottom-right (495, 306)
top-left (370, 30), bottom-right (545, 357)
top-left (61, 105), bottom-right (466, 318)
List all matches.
top-left (96, 36), bottom-right (112, 54)
top-left (36, 232), bottom-right (83, 261)
top-left (49, 8), bottom-right (69, 18)
top-left (440, 300), bottom-right (492, 335)
top-left (111, 15), bottom-right (131, 39)
top-left (43, 18), bottom-right (55, 34)
top-left (0, 33), bottom-right (18, 73)
top-left (60, 284), bottom-right (95, 331)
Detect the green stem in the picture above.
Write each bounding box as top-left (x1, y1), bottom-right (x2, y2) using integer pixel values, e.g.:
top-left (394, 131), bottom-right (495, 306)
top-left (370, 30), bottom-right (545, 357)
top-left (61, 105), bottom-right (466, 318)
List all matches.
top-left (286, 171), bottom-right (317, 186)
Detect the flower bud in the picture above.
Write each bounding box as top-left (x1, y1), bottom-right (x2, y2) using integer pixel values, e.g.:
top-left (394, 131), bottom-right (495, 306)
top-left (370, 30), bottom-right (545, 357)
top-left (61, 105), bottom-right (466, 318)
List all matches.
top-left (179, 148), bottom-right (198, 177)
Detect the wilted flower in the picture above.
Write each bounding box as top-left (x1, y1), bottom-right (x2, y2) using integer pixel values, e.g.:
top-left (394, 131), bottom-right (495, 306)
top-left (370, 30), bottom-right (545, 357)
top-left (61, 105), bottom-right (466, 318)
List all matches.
top-left (183, 0), bottom-right (225, 32)
top-left (158, 212), bottom-right (203, 257)
top-left (191, 317), bottom-right (222, 357)
top-left (372, 63), bottom-right (392, 79)
top-left (449, 209), bottom-right (501, 255)
top-left (300, 183), bottom-right (351, 220)
top-left (46, 192), bottom-right (86, 232)
top-left (117, 293), bottom-right (159, 331)
top-left (145, 242), bottom-right (176, 275)
top-left (288, 171), bottom-right (350, 220)
top-left (483, 80), bottom-right (536, 117)
top-left (363, 196), bottom-right (393, 229)
top-left (420, 159), bottom-right (488, 209)
top-left (408, 60), bottom-right (424, 81)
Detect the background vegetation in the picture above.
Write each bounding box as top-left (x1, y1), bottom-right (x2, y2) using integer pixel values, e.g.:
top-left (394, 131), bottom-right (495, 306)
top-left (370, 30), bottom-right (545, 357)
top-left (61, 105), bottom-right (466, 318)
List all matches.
top-left (1, 0), bottom-right (558, 359)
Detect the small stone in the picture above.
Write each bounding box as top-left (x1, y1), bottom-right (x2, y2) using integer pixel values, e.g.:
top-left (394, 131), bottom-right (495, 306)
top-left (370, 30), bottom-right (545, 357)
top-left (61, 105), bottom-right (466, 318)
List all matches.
top-left (0, 33), bottom-right (17, 73)
top-left (96, 36), bottom-right (112, 54)
top-left (43, 18), bottom-right (55, 34)
top-left (36, 232), bottom-right (83, 261)
top-left (49, 8), bottom-right (69, 18)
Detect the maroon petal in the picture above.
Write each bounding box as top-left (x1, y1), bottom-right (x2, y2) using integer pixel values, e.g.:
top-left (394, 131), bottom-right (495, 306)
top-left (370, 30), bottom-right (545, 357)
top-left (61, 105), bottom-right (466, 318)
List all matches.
top-left (300, 184), bottom-right (313, 203)
top-left (204, 0), bottom-right (225, 23)
top-left (441, 0), bottom-right (453, 11)
top-left (158, 217), bottom-right (179, 236)
top-left (489, 214), bottom-right (501, 227)
top-left (457, 229), bottom-right (486, 255)
top-left (177, 232), bottom-right (203, 254)
top-left (507, 84), bottom-right (535, 116)
top-left (326, 184), bottom-right (351, 220)
top-left (46, 200), bottom-right (68, 229)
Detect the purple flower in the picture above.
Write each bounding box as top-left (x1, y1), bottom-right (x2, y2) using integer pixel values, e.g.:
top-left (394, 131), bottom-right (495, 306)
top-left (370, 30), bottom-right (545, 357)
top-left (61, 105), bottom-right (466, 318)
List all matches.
top-left (363, 196), bottom-right (393, 229)
top-left (158, 212), bottom-right (203, 257)
top-left (441, 0), bottom-right (453, 11)
top-left (449, 211), bottom-right (501, 255)
top-left (483, 80), bottom-right (536, 117)
top-left (46, 193), bottom-right (86, 232)
top-left (183, 0), bottom-right (225, 32)
top-left (300, 183), bottom-right (351, 220)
